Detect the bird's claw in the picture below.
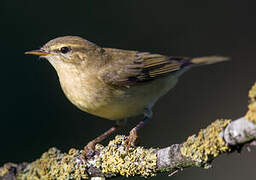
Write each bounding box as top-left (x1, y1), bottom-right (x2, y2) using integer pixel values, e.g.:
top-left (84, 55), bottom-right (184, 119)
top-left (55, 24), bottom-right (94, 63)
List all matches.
top-left (125, 128), bottom-right (139, 151)
top-left (83, 141), bottom-right (96, 159)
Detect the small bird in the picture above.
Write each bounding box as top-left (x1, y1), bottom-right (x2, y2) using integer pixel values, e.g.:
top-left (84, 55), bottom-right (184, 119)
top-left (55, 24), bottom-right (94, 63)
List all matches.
top-left (26, 36), bottom-right (228, 154)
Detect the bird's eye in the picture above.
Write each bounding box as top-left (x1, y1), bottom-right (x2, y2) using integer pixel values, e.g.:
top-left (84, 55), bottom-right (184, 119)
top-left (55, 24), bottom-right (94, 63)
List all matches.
top-left (60, 46), bottom-right (70, 54)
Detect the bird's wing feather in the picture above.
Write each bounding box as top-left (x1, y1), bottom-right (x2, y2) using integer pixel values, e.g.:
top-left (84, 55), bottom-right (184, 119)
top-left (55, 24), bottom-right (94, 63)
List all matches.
top-left (98, 48), bottom-right (190, 87)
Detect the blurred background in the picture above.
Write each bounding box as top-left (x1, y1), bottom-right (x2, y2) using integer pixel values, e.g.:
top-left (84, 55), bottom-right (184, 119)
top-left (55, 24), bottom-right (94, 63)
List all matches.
top-left (0, 0), bottom-right (255, 179)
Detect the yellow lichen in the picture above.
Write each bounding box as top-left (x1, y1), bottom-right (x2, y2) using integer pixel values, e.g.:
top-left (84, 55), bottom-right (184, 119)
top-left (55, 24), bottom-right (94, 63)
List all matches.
top-left (95, 135), bottom-right (157, 177)
top-left (17, 147), bottom-right (89, 180)
top-left (245, 83), bottom-right (256, 123)
top-left (0, 167), bottom-right (8, 177)
top-left (181, 119), bottom-right (231, 165)
top-left (2, 137), bottom-right (156, 179)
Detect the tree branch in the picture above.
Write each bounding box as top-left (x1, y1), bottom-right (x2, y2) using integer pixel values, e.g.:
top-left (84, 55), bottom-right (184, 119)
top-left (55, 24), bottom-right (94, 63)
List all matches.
top-left (1, 83), bottom-right (256, 180)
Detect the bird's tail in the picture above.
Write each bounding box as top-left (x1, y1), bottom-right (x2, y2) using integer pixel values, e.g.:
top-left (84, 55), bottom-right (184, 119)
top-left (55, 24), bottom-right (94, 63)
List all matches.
top-left (190, 56), bottom-right (230, 66)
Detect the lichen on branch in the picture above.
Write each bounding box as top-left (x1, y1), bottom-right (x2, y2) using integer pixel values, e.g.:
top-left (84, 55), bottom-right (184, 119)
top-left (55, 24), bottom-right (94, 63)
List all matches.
top-left (17, 148), bottom-right (89, 179)
top-left (181, 119), bottom-right (231, 166)
top-left (94, 135), bottom-right (157, 177)
top-left (245, 83), bottom-right (256, 123)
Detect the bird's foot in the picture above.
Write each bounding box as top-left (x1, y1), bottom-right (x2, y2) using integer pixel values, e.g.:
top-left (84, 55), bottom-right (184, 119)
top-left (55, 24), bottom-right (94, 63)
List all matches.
top-left (82, 141), bottom-right (96, 159)
top-left (123, 112), bottom-right (152, 151)
top-left (82, 126), bottom-right (118, 159)
top-left (125, 128), bottom-right (139, 151)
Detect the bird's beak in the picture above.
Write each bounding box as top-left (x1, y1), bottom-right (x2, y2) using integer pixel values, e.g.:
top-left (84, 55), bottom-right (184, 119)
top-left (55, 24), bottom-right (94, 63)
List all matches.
top-left (25, 49), bottom-right (50, 56)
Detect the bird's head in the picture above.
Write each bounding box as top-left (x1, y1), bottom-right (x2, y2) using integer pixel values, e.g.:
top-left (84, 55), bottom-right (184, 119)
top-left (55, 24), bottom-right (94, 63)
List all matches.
top-left (25, 36), bottom-right (106, 68)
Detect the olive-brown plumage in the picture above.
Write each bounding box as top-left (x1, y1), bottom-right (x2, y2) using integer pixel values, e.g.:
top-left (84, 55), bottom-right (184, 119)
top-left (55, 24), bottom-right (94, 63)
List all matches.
top-left (26, 36), bottom-right (229, 153)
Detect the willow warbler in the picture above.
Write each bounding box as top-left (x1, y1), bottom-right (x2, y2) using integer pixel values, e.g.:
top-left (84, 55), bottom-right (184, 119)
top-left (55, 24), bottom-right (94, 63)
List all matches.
top-left (26, 36), bottom-right (229, 154)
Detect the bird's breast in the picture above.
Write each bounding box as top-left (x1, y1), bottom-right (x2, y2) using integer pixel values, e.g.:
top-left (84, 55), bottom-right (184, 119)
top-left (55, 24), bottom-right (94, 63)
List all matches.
top-left (55, 62), bottom-right (178, 120)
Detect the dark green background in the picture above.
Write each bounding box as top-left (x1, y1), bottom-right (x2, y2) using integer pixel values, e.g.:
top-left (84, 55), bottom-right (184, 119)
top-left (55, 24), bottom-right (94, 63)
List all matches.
top-left (1, 0), bottom-right (255, 179)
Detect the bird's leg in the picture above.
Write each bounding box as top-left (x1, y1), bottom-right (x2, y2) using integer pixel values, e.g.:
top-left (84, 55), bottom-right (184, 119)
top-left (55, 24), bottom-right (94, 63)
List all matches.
top-left (125, 108), bottom-right (153, 150)
top-left (83, 119), bottom-right (126, 158)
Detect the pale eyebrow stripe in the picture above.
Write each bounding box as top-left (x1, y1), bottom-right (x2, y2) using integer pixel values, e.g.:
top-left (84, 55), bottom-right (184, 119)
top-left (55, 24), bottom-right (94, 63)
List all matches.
top-left (50, 44), bottom-right (83, 50)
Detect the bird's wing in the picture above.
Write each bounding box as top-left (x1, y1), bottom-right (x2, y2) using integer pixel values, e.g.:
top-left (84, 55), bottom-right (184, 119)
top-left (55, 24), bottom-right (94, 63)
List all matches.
top-left (98, 48), bottom-right (190, 87)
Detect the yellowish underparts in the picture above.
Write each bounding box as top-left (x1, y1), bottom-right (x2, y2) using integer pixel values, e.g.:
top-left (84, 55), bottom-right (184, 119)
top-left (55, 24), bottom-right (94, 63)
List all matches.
top-left (245, 83), bottom-right (256, 124)
top-left (181, 119), bottom-right (231, 165)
